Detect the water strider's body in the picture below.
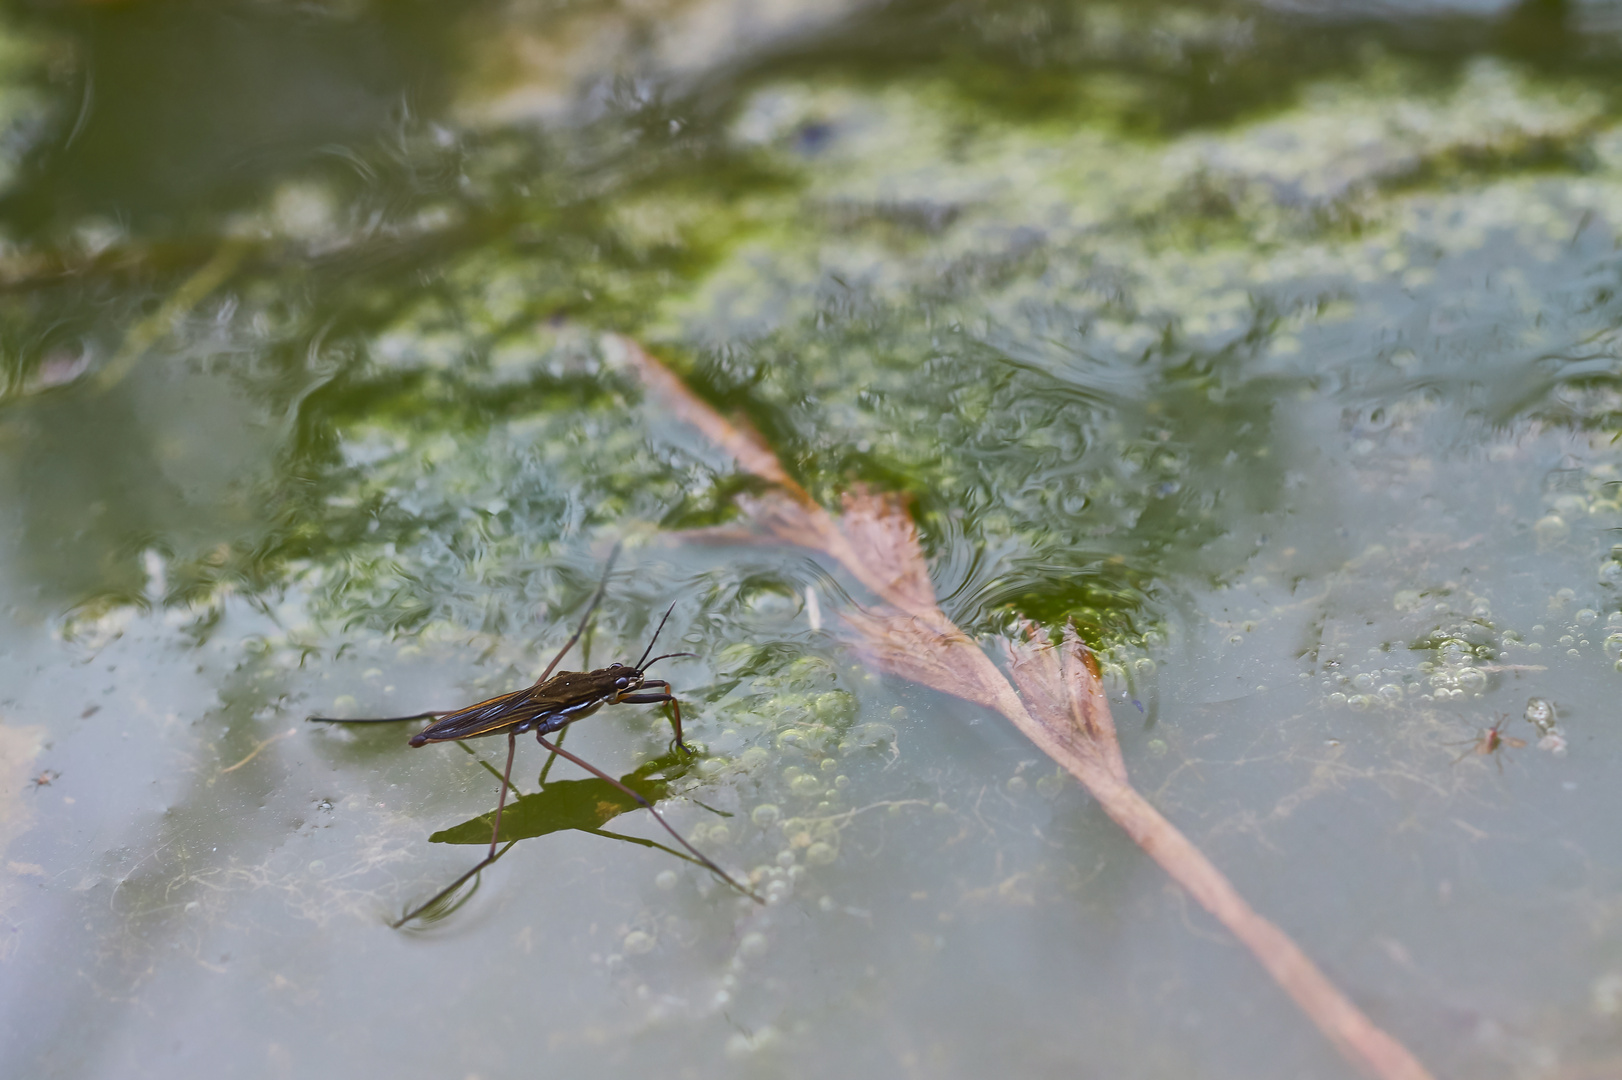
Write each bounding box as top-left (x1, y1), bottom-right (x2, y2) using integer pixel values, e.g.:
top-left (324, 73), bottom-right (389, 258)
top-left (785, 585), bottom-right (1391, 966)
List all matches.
top-left (1450, 714), bottom-right (1525, 771)
top-left (406, 660), bottom-right (689, 750)
top-left (309, 562), bottom-right (759, 920)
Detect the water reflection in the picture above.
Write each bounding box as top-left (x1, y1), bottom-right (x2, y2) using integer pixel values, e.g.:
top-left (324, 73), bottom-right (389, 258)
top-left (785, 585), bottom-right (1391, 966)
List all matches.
top-left (393, 750), bottom-right (706, 927)
top-left (430, 752), bottom-right (688, 846)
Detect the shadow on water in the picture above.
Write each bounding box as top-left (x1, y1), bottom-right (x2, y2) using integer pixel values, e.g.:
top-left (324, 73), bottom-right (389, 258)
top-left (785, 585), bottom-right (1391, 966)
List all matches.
top-left (429, 752), bottom-right (692, 847)
top-left (396, 751), bottom-right (710, 927)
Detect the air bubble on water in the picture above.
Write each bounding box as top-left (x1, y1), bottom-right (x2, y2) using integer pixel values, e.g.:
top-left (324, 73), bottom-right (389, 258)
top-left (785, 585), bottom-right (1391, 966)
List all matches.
top-left (1439, 640), bottom-right (1470, 664)
top-left (655, 870), bottom-right (678, 891)
top-left (1578, 608), bottom-right (1598, 625)
top-left (1535, 515), bottom-right (1570, 545)
top-left (1524, 697), bottom-right (1556, 733)
top-left (1553, 494), bottom-right (1588, 517)
top-left (1352, 672), bottom-right (1375, 690)
top-left (751, 804), bottom-right (781, 827)
top-left (623, 931), bottom-right (655, 955)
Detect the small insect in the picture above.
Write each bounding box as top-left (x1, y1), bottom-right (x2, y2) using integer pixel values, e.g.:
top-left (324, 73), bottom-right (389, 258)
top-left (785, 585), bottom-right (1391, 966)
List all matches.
top-left (310, 551), bottom-right (759, 922)
top-left (1450, 715), bottom-right (1526, 771)
top-left (28, 769), bottom-right (59, 791)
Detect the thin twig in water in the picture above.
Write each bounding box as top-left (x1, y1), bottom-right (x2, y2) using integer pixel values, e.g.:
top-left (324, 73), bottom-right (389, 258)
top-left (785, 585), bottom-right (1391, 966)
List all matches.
top-left (221, 728), bottom-right (297, 774)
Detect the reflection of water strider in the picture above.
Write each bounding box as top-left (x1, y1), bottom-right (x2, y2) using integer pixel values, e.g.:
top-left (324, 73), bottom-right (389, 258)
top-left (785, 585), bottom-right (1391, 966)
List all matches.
top-left (308, 548), bottom-right (759, 925)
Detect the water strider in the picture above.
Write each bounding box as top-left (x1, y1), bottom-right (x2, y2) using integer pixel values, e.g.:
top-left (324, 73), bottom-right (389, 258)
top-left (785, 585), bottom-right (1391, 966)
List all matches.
top-left (1450, 715), bottom-right (1526, 772)
top-left (309, 552), bottom-right (760, 924)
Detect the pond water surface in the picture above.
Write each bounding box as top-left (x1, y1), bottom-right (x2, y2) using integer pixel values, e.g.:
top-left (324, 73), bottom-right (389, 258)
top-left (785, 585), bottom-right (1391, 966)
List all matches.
top-left (4, 2), bottom-right (1622, 1078)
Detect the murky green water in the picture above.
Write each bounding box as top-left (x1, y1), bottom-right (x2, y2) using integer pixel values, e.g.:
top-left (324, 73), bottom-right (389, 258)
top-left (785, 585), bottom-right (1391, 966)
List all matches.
top-left (4, 2), bottom-right (1622, 1077)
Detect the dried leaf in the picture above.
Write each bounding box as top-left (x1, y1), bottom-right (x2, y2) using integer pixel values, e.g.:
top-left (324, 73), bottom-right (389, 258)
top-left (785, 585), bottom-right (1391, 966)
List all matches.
top-left (1004, 624), bottom-right (1128, 786)
top-left (837, 488), bottom-right (939, 615)
top-left (611, 336), bottom-right (813, 505)
top-left (841, 606), bottom-right (1006, 715)
top-left (620, 335), bottom-right (1437, 1080)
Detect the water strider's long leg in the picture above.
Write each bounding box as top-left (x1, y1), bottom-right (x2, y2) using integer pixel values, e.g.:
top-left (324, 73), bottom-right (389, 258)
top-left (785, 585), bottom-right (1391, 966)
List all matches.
top-left (529, 541), bottom-right (622, 687)
top-left (312, 549), bottom-right (620, 726)
top-left (616, 683), bottom-right (686, 751)
top-left (589, 828), bottom-right (707, 866)
top-left (537, 723), bottom-right (569, 785)
top-left (307, 709), bottom-right (448, 724)
top-left (533, 732), bottom-right (759, 903)
top-left (457, 741), bottom-right (523, 798)
top-left (486, 731), bottom-right (519, 860)
top-left (392, 838), bottom-right (520, 929)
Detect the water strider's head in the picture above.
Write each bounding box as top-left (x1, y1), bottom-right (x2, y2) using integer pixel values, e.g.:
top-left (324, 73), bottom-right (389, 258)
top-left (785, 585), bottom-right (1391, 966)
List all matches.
top-left (608, 602), bottom-right (695, 685)
top-left (601, 649), bottom-right (695, 690)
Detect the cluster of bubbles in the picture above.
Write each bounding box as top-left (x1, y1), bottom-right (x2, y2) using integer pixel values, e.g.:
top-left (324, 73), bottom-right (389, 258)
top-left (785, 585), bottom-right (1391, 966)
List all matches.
top-left (654, 652), bottom-right (911, 906)
top-left (1525, 696), bottom-right (1565, 756)
top-left (1322, 592), bottom-right (1497, 711)
top-left (1322, 576), bottom-right (1622, 713)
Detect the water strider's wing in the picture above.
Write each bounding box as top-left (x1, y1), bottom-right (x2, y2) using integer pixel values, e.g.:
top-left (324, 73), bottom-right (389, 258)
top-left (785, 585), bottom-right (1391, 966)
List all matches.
top-left (410, 669), bottom-right (617, 744)
top-left (411, 688), bottom-right (554, 744)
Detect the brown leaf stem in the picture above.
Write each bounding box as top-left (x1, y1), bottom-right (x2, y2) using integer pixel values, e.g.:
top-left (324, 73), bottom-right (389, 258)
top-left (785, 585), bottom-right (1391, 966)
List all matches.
top-left (615, 335), bottom-right (1437, 1080)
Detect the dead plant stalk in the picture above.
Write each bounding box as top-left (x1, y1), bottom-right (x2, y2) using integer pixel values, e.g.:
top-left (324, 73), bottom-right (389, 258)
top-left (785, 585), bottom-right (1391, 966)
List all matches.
top-left (612, 335), bottom-right (1436, 1080)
